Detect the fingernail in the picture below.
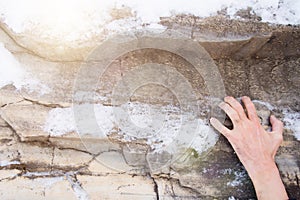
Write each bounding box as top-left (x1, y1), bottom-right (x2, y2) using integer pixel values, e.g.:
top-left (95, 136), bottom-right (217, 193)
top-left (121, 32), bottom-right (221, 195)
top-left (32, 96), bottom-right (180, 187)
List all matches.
top-left (270, 115), bottom-right (276, 119)
top-left (210, 117), bottom-right (216, 123)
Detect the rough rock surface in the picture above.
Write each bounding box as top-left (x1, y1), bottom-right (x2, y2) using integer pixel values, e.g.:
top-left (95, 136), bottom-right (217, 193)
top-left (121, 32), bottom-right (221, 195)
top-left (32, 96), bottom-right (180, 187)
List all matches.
top-left (0, 15), bottom-right (299, 200)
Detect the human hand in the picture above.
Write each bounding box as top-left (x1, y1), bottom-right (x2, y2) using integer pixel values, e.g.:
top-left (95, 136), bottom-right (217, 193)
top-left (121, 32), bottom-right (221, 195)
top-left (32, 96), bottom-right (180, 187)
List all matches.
top-left (210, 96), bottom-right (288, 200)
top-left (210, 96), bottom-right (283, 175)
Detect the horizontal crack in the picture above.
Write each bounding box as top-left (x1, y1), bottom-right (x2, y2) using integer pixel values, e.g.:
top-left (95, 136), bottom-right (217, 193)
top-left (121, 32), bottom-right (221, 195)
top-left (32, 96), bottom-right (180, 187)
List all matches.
top-left (22, 97), bottom-right (70, 108)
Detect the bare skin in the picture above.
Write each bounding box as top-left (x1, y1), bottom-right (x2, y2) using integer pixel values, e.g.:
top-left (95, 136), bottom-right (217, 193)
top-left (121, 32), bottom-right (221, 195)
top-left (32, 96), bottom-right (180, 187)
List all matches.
top-left (210, 96), bottom-right (288, 200)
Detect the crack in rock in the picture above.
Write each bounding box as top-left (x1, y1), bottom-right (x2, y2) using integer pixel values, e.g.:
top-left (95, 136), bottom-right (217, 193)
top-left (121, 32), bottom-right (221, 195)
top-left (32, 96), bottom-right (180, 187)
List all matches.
top-left (66, 173), bottom-right (90, 200)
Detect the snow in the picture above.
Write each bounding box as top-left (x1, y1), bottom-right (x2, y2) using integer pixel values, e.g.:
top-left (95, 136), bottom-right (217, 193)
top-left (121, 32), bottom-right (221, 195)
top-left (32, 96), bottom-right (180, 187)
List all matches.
top-left (282, 109), bottom-right (300, 140)
top-left (0, 42), bottom-right (50, 94)
top-left (0, 0), bottom-right (299, 43)
top-left (0, 42), bottom-right (25, 89)
top-left (66, 173), bottom-right (89, 200)
top-left (35, 177), bottom-right (64, 188)
top-left (251, 100), bottom-right (299, 141)
top-left (191, 120), bottom-right (219, 154)
top-left (223, 168), bottom-right (247, 187)
top-left (0, 160), bottom-right (20, 167)
top-left (43, 98), bottom-right (300, 153)
top-left (44, 107), bottom-right (77, 136)
top-left (44, 102), bottom-right (219, 154)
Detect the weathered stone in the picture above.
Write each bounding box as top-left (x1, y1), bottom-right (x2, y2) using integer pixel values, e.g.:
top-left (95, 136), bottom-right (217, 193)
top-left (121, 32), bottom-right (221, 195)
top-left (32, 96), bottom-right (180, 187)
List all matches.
top-left (0, 25), bottom-right (25, 53)
top-left (0, 22), bottom-right (93, 62)
top-left (249, 58), bottom-right (300, 110)
top-left (78, 174), bottom-right (157, 199)
top-left (88, 151), bottom-right (140, 174)
top-left (0, 141), bottom-right (53, 171)
top-left (51, 136), bottom-right (121, 155)
top-left (155, 178), bottom-right (177, 199)
top-left (0, 116), bottom-right (7, 127)
top-left (200, 35), bottom-right (272, 60)
top-left (147, 151), bottom-right (172, 174)
top-left (162, 16), bottom-right (273, 39)
top-left (0, 7), bottom-right (133, 62)
top-left (1, 104), bottom-right (51, 141)
top-left (49, 133), bottom-right (87, 152)
top-left (276, 154), bottom-right (300, 196)
top-left (0, 169), bottom-right (21, 180)
top-left (200, 40), bottom-right (251, 59)
top-left (0, 127), bottom-right (14, 142)
top-left (155, 178), bottom-right (200, 199)
top-left (17, 143), bottom-right (53, 169)
top-left (14, 52), bottom-right (77, 105)
top-left (0, 176), bottom-right (77, 200)
top-left (255, 30), bottom-right (300, 58)
top-left (232, 36), bottom-right (271, 59)
top-left (0, 12), bottom-right (299, 199)
top-left (53, 148), bottom-right (93, 169)
top-left (0, 140), bottom-right (20, 167)
top-left (215, 59), bottom-right (250, 97)
top-left (0, 85), bottom-right (23, 107)
top-left (122, 143), bottom-right (148, 167)
top-left (169, 148), bottom-right (257, 199)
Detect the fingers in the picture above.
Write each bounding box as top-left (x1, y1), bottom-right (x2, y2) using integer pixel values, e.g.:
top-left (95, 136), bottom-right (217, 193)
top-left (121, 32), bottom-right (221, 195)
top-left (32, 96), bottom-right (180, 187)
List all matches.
top-left (270, 115), bottom-right (283, 134)
top-left (224, 96), bottom-right (247, 120)
top-left (219, 101), bottom-right (240, 124)
top-left (242, 96), bottom-right (260, 123)
top-left (210, 117), bottom-right (231, 137)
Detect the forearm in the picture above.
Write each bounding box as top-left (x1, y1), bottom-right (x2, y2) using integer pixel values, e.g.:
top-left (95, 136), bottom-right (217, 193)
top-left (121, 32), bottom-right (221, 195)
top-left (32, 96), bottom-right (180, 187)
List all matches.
top-left (246, 162), bottom-right (288, 200)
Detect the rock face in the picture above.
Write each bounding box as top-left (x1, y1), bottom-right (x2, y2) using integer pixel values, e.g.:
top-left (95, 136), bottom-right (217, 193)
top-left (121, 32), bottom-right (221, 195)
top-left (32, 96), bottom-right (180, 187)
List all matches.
top-left (0, 15), bottom-right (299, 200)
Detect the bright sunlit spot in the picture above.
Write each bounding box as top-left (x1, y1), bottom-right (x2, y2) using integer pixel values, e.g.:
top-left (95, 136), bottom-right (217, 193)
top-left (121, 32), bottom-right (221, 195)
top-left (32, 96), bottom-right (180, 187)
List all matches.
top-left (0, 0), bottom-right (300, 43)
top-left (0, 0), bottom-right (116, 42)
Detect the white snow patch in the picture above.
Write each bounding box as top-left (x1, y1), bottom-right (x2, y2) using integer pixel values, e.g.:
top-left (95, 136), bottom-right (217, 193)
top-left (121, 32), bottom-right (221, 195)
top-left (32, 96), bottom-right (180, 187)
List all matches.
top-left (44, 107), bottom-right (76, 136)
top-left (44, 102), bottom-right (218, 154)
top-left (0, 42), bottom-right (25, 89)
top-left (35, 177), bottom-right (64, 188)
top-left (22, 171), bottom-right (64, 177)
top-left (66, 173), bottom-right (89, 200)
top-left (0, 42), bottom-right (50, 94)
top-left (243, 99), bottom-right (299, 141)
top-left (0, 0), bottom-right (299, 43)
top-left (71, 182), bottom-right (89, 200)
top-left (282, 109), bottom-right (300, 140)
top-left (223, 168), bottom-right (247, 187)
top-left (191, 120), bottom-right (219, 154)
top-left (0, 160), bottom-right (20, 167)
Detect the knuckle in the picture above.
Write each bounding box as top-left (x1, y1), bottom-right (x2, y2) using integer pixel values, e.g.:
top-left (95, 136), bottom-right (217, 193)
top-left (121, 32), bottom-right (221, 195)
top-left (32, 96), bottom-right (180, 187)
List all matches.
top-left (274, 133), bottom-right (283, 142)
top-left (231, 113), bottom-right (240, 121)
top-left (278, 121), bottom-right (284, 127)
top-left (233, 118), bottom-right (240, 124)
top-left (278, 134), bottom-right (283, 141)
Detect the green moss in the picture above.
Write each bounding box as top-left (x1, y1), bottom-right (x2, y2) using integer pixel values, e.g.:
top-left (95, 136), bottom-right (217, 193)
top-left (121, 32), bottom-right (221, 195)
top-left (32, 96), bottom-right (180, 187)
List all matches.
top-left (187, 147), bottom-right (199, 158)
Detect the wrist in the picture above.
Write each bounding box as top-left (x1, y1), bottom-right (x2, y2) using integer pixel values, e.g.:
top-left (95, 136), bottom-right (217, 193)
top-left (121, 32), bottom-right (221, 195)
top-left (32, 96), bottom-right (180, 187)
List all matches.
top-left (245, 162), bottom-right (288, 200)
top-left (246, 161), bottom-right (278, 182)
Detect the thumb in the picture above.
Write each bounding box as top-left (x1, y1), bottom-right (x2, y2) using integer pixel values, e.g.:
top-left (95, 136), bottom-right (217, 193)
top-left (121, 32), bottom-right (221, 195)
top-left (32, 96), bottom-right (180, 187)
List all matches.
top-left (270, 115), bottom-right (283, 134)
